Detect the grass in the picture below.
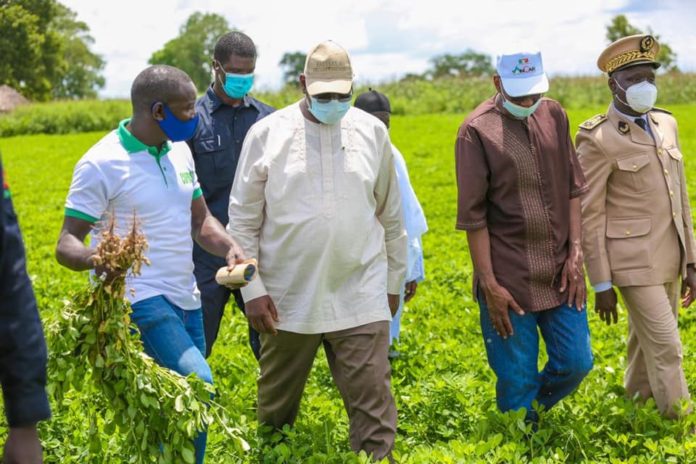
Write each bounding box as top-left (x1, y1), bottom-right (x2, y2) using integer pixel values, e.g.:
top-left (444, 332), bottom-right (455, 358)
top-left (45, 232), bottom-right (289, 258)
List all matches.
top-left (0, 100), bottom-right (132, 137)
top-left (1, 104), bottom-right (696, 462)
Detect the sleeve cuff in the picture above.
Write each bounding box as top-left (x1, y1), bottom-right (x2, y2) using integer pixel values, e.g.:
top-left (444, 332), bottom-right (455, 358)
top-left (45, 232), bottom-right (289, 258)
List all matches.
top-left (570, 184), bottom-right (590, 198)
top-left (385, 233), bottom-right (407, 295)
top-left (192, 187), bottom-right (203, 200)
top-left (407, 251), bottom-right (425, 282)
top-left (388, 272), bottom-right (405, 295)
top-left (593, 281), bottom-right (613, 292)
top-left (4, 388), bottom-right (51, 427)
top-left (240, 275), bottom-right (268, 302)
top-left (64, 207), bottom-right (99, 223)
top-left (455, 220), bottom-right (487, 231)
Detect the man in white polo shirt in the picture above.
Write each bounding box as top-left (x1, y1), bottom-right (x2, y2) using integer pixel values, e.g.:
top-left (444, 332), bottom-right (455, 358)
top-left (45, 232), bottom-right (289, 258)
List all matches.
top-left (55, 65), bottom-right (245, 464)
top-left (228, 40), bottom-right (406, 461)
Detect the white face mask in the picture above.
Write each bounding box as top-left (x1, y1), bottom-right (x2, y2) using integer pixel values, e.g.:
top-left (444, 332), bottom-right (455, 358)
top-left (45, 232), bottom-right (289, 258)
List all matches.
top-left (615, 80), bottom-right (658, 114)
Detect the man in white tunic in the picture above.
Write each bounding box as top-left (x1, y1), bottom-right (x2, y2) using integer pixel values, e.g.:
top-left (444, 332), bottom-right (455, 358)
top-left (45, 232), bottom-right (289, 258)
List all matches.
top-left (228, 41), bottom-right (406, 460)
top-left (354, 89), bottom-right (428, 356)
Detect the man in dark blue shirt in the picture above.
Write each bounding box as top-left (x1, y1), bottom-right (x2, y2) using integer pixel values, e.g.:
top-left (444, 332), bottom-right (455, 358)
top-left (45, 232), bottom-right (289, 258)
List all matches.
top-left (188, 31), bottom-right (274, 359)
top-left (1, 158), bottom-right (51, 463)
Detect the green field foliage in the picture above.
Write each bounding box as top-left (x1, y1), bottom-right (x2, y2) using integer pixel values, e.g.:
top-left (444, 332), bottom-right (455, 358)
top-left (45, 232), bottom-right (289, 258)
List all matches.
top-left (2, 73), bottom-right (696, 137)
top-left (2, 105), bottom-right (696, 462)
top-left (0, 99), bottom-right (131, 137)
top-left (353, 73), bottom-right (696, 115)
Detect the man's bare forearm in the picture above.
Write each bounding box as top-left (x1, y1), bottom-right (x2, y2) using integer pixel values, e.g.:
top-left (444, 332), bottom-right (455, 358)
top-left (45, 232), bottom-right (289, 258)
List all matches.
top-left (55, 217), bottom-right (95, 271)
top-left (194, 215), bottom-right (238, 258)
top-left (191, 196), bottom-right (239, 259)
top-left (56, 232), bottom-right (94, 271)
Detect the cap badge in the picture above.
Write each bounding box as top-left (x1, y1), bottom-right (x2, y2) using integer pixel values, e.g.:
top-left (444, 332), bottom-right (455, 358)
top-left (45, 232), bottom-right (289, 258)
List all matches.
top-left (640, 35), bottom-right (655, 53)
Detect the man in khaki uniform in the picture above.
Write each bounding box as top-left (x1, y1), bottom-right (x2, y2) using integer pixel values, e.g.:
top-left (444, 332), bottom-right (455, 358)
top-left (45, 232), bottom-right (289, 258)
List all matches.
top-left (577, 34), bottom-right (696, 418)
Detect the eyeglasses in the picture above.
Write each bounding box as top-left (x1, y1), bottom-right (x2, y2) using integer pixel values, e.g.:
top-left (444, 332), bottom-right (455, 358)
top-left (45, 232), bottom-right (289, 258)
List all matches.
top-left (312, 93), bottom-right (353, 104)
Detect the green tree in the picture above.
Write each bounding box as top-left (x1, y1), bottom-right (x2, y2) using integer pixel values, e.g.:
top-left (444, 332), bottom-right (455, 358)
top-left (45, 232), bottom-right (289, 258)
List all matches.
top-left (51, 3), bottom-right (104, 99)
top-left (427, 50), bottom-right (494, 79)
top-left (605, 14), bottom-right (678, 72)
top-left (605, 14), bottom-right (642, 42)
top-left (0, 0), bottom-right (61, 101)
top-left (279, 51), bottom-right (306, 86)
top-left (0, 0), bottom-right (104, 101)
top-left (148, 12), bottom-right (231, 92)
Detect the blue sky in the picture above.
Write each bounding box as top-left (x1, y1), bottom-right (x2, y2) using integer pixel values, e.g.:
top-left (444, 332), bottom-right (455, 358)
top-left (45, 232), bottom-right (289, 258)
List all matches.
top-left (63, 0), bottom-right (696, 98)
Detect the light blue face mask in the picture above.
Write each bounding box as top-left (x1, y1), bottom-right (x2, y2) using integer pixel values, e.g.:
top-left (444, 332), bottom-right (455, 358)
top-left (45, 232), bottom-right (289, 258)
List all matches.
top-left (217, 64), bottom-right (254, 99)
top-left (308, 97), bottom-right (351, 125)
top-left (502, 96), bottom-right (541, 119)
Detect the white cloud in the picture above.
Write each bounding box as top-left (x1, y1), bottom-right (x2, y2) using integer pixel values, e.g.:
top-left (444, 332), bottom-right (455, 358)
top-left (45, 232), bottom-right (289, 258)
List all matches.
top-left (61, 0), bottom-right (696, 98)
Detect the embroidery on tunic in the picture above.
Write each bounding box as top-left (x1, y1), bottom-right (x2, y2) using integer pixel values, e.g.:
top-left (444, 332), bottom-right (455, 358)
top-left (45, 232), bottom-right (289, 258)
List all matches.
top-left (481, 112), bottom-right (559, 310)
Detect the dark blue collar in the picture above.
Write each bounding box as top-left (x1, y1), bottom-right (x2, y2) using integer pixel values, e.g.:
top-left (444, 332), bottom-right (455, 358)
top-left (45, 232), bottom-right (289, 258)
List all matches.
top-left (204, 85), bottom-right (260, 114)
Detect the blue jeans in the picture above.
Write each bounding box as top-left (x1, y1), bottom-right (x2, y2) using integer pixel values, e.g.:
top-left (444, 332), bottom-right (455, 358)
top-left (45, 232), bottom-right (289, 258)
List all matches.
top-left (478, 295), bottom-right (593, 421)
top-left (131, 295), bottom-right (213, 464)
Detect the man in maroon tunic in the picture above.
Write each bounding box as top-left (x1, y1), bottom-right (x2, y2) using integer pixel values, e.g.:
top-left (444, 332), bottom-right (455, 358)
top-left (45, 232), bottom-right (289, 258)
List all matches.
top-left (455, 50), bottom-right (593, 423)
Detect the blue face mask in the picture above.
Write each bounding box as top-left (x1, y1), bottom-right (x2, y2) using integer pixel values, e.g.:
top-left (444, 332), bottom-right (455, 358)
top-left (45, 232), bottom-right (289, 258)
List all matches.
top-left (217, 65), bottom-right (254, 99)
top-left (308, 97), bottom-right (351, 125)
top-left (155, 104), bottom-right (199, 142)
top-left (502, 96), bottom-right (541, 119)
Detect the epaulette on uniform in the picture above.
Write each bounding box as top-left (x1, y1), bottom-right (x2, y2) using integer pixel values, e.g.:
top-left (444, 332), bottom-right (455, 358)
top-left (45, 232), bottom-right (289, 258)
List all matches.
top-left (651, 107), bottom-right (672, 115)
top-left (579, 114), bottom-right (607, 130)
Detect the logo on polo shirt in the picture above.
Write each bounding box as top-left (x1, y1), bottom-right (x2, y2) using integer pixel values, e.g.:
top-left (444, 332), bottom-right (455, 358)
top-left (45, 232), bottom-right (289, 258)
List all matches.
top-left (180, 170), bottom-right (196, 185)
top-left (512, 57), bottom-right (536, 74)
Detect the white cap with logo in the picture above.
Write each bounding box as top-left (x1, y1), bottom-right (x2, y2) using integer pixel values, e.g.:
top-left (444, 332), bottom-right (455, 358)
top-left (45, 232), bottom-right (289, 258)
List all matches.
top-left (304, 40), bottom-right (354, 96)
top-left (496, 51), bottom-right (549, 98)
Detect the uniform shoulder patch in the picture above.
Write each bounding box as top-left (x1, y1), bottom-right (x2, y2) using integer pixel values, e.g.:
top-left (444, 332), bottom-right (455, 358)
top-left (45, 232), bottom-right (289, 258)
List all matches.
top-left (579, 114), bottom-right (607, 130)
top-left (651, 106), bottom-right (672, 115)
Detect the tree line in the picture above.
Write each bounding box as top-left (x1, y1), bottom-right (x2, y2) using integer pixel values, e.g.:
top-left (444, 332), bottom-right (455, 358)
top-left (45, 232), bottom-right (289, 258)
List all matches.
top-left (0, 1), bottom-right (680, 102)
top-left (0, 0), bottom-right (104, 101)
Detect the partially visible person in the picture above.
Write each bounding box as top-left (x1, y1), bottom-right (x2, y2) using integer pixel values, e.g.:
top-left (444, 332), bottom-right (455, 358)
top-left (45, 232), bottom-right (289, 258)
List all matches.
top-left (354, 89), bottom-right (428, 356)
top-left (1, 159), bottom-right (51, 464)
top-left (55, 65), bottom-right (245, 464)
top-left (455, 50), bottom-right (593, 423)
top-left (228, 41), bottom-right (406, 461)
top-left (577, 34), bottom-right (696, 418)
top-left (188, 31), bottom-right (274, 359)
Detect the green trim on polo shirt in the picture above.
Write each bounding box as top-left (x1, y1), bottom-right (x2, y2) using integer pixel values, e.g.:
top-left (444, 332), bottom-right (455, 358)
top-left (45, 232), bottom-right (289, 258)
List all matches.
top-left (65, 207), bottom-right (99, 223)
top-left (118, 119), bottom-right (172, 187)
top-left (192, 187), bottom-right (203, 200)
top-left (117, 119), bottom-right (172, 157)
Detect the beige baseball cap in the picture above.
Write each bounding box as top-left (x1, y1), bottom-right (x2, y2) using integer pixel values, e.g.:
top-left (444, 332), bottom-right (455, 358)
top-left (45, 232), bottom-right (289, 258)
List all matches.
top-left (304, 40), bottom-right (353, 96)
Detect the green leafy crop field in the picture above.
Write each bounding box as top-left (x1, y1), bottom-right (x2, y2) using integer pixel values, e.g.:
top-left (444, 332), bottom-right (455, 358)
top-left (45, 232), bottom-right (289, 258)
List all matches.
top-left (2, 104), bottom-right (696, 462)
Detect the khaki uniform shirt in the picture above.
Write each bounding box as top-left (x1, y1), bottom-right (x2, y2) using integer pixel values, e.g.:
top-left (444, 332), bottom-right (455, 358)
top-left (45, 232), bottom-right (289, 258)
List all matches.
top-left (576, 104), bottom-right (696, 288)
